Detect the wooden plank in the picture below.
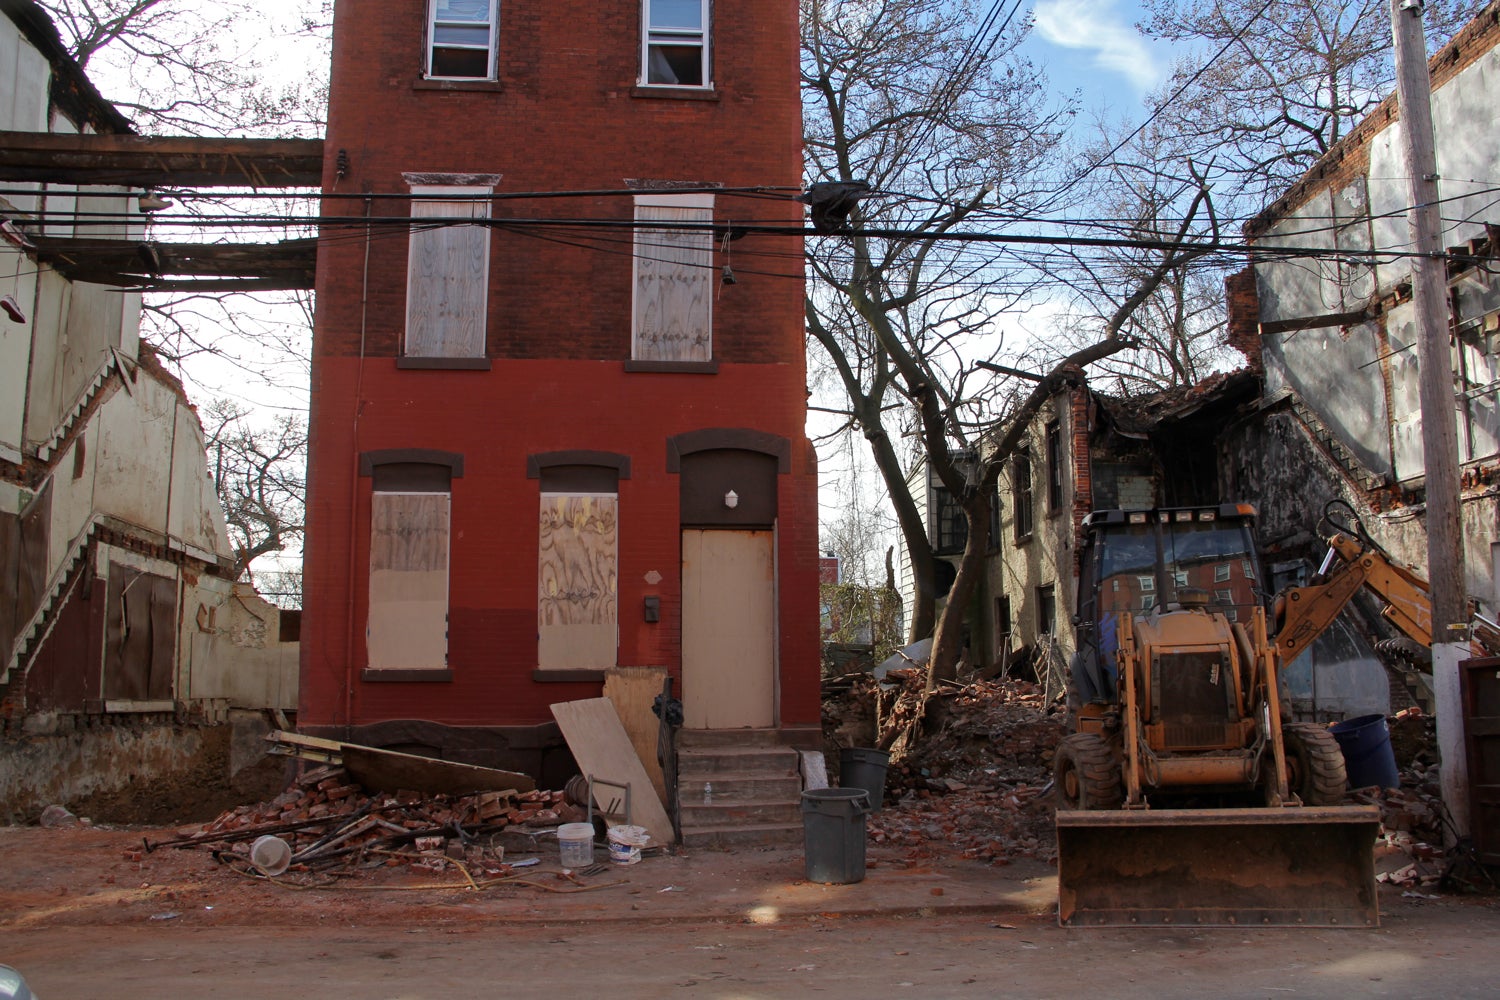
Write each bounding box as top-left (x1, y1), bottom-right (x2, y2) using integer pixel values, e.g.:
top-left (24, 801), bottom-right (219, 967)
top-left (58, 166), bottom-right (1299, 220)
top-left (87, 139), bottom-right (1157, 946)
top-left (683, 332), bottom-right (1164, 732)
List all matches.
top-left (551, 698), bottom-right (674, 846)
top-left (603, 667), bottom-right (669, 806)
top-left (263, 731), bottom-right (537, 796)
top-left (341, 745), bottom-right (535, 797)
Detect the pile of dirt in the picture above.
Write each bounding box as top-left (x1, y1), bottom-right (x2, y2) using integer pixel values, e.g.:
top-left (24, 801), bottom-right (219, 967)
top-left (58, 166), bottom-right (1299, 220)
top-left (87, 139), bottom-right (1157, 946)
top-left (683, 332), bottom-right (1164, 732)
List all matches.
top-left (823, 672), bottom-right (1065, 864)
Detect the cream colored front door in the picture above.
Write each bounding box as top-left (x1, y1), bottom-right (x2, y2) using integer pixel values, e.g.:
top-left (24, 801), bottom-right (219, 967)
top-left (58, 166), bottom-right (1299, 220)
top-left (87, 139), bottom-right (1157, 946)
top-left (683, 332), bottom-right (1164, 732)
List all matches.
top-left (681, 529), bottom-right (775, 728)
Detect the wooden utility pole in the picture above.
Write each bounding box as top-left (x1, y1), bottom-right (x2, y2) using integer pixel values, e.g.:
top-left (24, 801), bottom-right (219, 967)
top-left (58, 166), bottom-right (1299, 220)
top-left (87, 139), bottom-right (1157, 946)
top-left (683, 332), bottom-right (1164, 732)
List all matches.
top-left (1389, 0), bottom-right (1469, 835)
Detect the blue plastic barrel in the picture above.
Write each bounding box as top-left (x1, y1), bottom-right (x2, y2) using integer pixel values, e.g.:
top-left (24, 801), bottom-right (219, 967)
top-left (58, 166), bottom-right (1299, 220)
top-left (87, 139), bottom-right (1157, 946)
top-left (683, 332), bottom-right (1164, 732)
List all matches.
top-left (1330, 714), bottom-right (1400, 789)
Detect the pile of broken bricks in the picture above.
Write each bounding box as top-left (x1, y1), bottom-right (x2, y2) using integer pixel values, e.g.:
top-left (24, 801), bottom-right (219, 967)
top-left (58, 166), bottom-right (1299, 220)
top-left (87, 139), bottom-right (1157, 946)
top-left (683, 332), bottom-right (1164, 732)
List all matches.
top-left (146, 764), bottom-right (598, 879)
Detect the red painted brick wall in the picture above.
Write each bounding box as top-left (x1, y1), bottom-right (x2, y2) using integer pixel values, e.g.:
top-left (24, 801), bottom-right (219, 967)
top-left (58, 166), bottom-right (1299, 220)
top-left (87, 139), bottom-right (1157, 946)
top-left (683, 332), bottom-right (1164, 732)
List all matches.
top-left (301, 0), bottom-right (817, 734)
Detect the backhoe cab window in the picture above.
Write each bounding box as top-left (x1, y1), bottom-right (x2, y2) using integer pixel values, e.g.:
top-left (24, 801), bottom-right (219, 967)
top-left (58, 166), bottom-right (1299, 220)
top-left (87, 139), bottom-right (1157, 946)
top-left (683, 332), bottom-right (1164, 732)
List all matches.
top-left (1094, 519), bottom-right (1259, 618)
top-left (1160, 522), bottom-right (1258, 620)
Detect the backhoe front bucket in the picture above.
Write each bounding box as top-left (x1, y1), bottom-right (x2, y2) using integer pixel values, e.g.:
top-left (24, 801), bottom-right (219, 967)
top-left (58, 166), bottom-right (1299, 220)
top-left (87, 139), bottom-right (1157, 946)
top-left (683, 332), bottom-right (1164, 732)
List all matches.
top-left (1056, 806), bottom-right (1380, 927)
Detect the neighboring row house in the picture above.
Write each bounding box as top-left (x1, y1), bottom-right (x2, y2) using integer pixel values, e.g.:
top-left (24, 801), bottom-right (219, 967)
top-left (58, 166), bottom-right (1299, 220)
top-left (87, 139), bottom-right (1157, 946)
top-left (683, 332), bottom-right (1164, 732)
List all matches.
top-left (0, 0), bottom-right (296, 820)
top-left (300, 0), bottom-right (821, 824)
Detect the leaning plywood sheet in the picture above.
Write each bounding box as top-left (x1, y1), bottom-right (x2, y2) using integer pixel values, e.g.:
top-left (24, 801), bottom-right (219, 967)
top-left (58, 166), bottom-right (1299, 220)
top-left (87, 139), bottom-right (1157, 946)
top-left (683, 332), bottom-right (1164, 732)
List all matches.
top-left (551, 697), bottom-right (674, 846)
top-left (602, 666), bottom-right (669, 806)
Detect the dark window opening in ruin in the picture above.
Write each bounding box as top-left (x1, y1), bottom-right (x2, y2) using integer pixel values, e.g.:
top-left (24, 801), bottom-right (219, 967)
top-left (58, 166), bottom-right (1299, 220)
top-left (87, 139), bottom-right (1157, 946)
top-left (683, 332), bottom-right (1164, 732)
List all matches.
top-left (1046, 420), bottom-right (1062, 513)
top-left (1037, 583), bottom-right (1056, 636)
top-left (1013, 449), bottom-right (1033, 540)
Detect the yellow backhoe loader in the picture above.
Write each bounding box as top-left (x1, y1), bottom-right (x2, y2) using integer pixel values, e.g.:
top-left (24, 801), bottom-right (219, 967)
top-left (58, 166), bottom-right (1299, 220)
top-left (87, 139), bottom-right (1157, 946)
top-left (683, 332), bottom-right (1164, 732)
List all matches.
top-left (1054, 503), bottom-right (1402, 927)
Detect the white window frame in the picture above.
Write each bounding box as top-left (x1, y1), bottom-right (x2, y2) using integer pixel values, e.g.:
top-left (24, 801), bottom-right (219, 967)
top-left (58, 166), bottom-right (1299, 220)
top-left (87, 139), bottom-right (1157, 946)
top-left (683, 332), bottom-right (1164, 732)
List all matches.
top-left (632, 192), bottom-right (714, 362)
top-left (426, 0), bottom-right (499, 81)
top-left (405, 182), bottom-right (493, 359)
top-left (640, 0), bottom-right (711, 88)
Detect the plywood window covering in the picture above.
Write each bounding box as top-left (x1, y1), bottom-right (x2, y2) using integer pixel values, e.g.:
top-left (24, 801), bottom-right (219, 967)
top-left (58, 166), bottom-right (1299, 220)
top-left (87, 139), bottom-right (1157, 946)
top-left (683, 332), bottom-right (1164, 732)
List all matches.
top-left (368, 491), bottom-right (451, 671)
top-left (406, 184), bottom-right (491, 359)
top-left (537, 493), bottom-right (619, 670)
top-left (632, 193), bottom-right (713, 363)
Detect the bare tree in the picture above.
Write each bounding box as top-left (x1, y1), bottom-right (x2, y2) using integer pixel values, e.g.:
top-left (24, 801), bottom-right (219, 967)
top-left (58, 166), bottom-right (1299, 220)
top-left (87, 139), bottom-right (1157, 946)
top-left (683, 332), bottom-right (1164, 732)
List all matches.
top-left (204, 398), bottom-right (307, 585)
top-left (1046, 122), bottom-right (1240, 394)
top-left (1138, 0), bottom-right (1483, 207)
top-left (803, 0), bottom-right (1069, 643)
top-left (39, 0), bottom-right (327, 136)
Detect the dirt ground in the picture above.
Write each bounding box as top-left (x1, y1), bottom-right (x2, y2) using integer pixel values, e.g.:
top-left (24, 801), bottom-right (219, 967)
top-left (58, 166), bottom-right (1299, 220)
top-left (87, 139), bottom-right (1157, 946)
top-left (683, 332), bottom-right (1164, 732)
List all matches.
top-left (2, 820), bottom-right (1499, 999)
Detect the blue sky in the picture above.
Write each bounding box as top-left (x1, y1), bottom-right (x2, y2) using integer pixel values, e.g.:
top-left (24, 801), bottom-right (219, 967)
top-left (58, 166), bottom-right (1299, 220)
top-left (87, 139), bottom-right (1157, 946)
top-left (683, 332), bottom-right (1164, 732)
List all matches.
top-left (1023, 0), bottom-right (1174, 115)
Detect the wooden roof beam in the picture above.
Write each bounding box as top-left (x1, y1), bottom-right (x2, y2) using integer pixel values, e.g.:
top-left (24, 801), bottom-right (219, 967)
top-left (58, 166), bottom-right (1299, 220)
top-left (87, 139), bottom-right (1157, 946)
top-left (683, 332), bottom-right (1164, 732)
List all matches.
top-left (0, 132), bottom-right (324, 188)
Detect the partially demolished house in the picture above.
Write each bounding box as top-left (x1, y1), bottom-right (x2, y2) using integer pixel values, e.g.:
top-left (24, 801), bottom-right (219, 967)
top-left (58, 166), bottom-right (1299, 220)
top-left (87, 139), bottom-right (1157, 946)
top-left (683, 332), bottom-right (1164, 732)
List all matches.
top-left (1222, 4), bottom-right (1500, 629)
top-left (299, 0), bottom-right (820, 840)
top-left (0, 1), bottom-right (296, 820)
top-left (900, 367), bottom-right (1397, 718)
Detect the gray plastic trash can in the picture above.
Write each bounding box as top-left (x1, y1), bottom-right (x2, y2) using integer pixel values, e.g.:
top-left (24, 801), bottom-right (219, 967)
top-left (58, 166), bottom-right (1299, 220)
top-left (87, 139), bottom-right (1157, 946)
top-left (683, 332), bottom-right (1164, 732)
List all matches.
top-left (800, 787), bottom-right (870, 884)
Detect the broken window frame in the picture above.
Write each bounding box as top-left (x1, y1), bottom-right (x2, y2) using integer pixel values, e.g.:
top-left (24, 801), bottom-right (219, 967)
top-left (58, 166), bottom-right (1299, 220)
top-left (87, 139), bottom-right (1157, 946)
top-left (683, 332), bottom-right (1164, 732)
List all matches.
top-left (632, 192), bottom-right (713, 363)
top-left (640, 0), bottom-right (711, 88)
top-left (426, 0), bottom-right (499, 81)
top-left (1037, 583), bottom-right (1056, 637)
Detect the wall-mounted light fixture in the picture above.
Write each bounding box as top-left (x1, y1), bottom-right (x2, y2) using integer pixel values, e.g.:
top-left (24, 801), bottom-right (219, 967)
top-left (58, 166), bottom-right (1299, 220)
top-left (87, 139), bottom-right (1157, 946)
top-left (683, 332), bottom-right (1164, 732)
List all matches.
top-left (724, 490), bottom-right (739, 509)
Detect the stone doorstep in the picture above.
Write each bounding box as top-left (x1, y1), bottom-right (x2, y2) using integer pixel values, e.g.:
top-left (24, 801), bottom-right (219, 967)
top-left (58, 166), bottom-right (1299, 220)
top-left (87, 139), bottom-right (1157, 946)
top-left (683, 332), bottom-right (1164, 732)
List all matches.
top-left (676, 746), bottom-right (801, 776)
top-left (678, 799), bottom-right (802, 827)
top-left (676, 772), bottom-right (802, 804)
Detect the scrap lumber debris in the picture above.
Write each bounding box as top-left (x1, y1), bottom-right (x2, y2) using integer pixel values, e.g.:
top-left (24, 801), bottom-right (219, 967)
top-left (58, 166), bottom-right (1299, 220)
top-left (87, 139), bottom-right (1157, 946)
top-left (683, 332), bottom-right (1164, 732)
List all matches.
top-left (824, 672), bottom-right (1065, 864)
top-left (155, 763), bottom-right (596, 883)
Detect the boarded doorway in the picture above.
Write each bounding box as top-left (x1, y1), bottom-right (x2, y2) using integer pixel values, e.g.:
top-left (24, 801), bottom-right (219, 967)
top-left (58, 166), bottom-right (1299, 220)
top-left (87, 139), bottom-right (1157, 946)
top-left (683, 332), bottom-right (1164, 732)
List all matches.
top-left (681, 529), bottom-right (774, 728)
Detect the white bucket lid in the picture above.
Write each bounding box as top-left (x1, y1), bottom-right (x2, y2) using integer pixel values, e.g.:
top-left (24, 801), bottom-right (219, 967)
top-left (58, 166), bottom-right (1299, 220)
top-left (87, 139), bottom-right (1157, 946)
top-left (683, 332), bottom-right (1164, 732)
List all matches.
top-left (557, 822), bottom-right (594, 841)
top-left (250, 835), bottom-right (292, 876)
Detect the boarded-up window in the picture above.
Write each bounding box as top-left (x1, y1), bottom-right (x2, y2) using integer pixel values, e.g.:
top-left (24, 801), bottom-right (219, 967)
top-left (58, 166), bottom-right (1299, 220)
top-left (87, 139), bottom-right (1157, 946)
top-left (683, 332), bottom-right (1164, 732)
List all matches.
top-left (538, 493), bottom-right (618, 669)
top-left (406, 185), bottom-right (491, 358)
top-left (368, 492), bottom-right (451, 670)
top-left (103, 564), bottom-right (177, 701)
top-left (633, 194), bottom-right (712, 362)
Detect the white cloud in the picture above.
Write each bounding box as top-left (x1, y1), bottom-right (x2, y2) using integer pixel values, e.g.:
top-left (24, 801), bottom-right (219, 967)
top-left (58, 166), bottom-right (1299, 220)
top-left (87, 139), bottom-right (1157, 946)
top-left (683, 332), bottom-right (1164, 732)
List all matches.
top-left (1033, 0), bottom-right (1167, 95)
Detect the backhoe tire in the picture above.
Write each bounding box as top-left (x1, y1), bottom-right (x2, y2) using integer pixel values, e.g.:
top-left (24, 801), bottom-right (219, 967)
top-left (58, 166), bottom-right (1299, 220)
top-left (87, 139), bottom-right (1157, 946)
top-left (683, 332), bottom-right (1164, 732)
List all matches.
top-left (1282, 722), bottom-right (1348, 806)
top-left (1054, 733), bottom-right (1123, 810)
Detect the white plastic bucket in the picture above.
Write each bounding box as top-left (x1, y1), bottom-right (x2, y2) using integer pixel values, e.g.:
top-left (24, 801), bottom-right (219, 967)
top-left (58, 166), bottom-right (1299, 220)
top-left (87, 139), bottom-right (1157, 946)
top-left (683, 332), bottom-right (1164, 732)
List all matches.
top-left (249, 835), bottom-right (292, 876)
top-left (606, 824), bottom-right (649, 865)
top-left (557, 823), bottom-right (594, 867)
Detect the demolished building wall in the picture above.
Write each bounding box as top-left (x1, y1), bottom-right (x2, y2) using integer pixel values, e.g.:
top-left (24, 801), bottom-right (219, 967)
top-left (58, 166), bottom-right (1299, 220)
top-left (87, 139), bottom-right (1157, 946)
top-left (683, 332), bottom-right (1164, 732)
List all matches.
top-left (1234, 2), bottom-right (1500, 621)
top-left (0, 1), bottom-right (296, 821)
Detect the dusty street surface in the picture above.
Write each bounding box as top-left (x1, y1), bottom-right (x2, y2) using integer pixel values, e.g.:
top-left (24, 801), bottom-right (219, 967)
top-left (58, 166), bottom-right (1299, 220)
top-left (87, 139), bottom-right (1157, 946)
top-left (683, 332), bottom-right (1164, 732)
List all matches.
top-left (3, 823), bottom-right (1499, 999)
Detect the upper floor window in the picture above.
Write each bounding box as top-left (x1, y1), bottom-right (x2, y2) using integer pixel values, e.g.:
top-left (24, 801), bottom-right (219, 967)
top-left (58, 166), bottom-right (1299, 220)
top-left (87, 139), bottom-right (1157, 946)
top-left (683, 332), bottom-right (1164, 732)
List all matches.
top-left (427, 0), bottom-right (498, 80)
top-left (406, 181), bottom-right (494, 360)
top-left (641, 0), bottom-right (710, 87)
top-left (1013, 448), bottom-right (1034, 540)
top-left (633, 193), bottom-right (713, 362)
top-left (1045, 420), bottom-right (1063, 512)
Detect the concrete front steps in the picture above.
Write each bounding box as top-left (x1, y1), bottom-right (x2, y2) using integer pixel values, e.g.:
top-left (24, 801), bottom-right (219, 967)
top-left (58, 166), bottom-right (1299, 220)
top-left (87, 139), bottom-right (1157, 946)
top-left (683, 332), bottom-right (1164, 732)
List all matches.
top-left (676, 729), bottom-right (805, 848)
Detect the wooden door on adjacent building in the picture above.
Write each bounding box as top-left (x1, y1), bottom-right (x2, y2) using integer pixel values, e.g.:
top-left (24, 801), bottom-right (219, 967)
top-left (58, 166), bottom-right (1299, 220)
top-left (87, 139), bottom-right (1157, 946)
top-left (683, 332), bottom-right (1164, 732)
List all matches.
top-left (680, 528), bottom-right (774, 729)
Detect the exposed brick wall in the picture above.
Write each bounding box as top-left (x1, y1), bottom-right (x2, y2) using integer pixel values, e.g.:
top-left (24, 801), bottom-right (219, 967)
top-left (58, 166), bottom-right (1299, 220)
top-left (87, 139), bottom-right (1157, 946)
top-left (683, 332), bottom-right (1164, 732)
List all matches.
top-left (1224, 267), bottom-right (1263, 371)
top-left (304, 1), bottom-right (815, 736)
